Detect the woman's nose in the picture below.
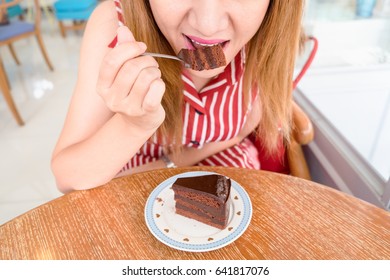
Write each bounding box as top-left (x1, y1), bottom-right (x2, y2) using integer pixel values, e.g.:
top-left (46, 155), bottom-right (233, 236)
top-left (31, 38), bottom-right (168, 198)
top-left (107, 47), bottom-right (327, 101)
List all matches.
top-left (188, 0), bottom-right (229, 37)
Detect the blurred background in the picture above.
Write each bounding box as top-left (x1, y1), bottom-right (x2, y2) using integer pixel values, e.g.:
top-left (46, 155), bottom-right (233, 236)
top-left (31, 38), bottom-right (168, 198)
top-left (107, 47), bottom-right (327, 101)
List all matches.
top-left (297, 0), bottom-right (390, 210)
top-left (0, 0), bottom-right (389, 225)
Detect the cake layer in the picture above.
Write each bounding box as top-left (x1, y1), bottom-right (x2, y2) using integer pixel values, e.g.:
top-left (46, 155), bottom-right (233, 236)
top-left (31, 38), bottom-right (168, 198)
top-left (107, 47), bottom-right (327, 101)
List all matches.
top-left (175, 197), bottom-right (229, 220)
top-left (177, 44), bottom-right (226, 71)
top-left (175, 202), bottom-right (226, 224)
top-left (174, 193), bottom-right (229, 217)
top-left (172, 174), bottom-right (231, 229)
top-left (174, 189), bottom-right (221, 208)
top-left (176, 207), bottom-right (228, 230)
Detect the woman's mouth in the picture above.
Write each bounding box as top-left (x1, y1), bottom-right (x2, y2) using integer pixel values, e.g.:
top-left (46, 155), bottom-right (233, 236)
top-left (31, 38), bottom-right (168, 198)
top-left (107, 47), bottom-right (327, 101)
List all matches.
top-left (184, 34), bottom-right (229, 50)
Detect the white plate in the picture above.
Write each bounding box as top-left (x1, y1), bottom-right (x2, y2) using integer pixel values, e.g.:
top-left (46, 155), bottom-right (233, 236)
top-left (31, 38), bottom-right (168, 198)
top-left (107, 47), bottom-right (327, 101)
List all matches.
top-left (144, 171), bottom-right (252, 252)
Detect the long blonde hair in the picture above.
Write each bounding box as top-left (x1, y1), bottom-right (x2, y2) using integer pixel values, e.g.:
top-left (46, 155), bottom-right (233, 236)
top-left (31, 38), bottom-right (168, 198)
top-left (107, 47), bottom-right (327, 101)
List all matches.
top-left (120, 0), bottom-right (304, 154)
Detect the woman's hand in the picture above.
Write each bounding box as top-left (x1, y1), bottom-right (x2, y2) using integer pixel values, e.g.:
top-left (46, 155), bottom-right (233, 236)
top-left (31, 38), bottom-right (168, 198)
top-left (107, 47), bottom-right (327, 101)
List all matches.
top-left (96, 26), bottom-right (166, 133)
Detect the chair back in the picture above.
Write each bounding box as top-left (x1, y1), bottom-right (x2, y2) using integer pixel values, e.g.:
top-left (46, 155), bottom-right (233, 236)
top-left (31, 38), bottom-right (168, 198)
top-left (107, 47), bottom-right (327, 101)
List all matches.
top-left (0, 0), bottom-right (53, 126)
top-left (0, 0), bottom-right (10, 25)
top-left (0, 0), bottom-right (41, 26)
top-left (0, 0), bottom-right (44, 44)
top-left (6, 0), bottom-right (23, 18)
top-left (54, 0), bottom-right (97, 19)
top-left (293, 36), bottom-right (319, 90)
top-left (53, 0), bottom-right (97, 37)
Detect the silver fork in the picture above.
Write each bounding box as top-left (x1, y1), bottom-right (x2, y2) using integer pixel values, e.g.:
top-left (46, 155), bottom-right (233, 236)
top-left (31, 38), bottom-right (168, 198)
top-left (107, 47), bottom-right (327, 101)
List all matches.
top-left (141, 52), bottom-right (190, 68)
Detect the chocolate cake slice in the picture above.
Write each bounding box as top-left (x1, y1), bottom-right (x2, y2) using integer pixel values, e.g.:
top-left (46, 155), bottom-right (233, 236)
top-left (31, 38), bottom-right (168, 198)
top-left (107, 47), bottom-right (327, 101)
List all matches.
top-left (172, 174), bottom-right (231, 229)
top-left (177, 44), bottom-right (226, 71)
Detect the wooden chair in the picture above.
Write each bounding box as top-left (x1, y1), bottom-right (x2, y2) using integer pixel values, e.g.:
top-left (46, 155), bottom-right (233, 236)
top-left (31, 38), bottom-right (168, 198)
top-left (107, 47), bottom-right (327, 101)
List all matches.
top-left (0, 0), bottom-right (54, 126)
top-left (287, 101), bottom-right (314, 180)
top-left (53, 0), bottom-right (97, 38)
top-left (4, 0), bottom-right (23, 20)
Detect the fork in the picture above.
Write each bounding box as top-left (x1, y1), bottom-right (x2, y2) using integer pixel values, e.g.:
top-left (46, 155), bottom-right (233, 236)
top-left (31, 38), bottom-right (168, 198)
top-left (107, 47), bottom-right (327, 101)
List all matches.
top-left (141, 52), bottom-right (190, 68)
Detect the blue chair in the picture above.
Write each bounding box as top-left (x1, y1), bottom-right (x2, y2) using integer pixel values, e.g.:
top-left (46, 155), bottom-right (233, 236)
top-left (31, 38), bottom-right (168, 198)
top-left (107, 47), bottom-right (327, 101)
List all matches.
top-left (6, 0), bottom-right (24, 19)
top-left (53, 0), bottom-right (98, 37)
top-left (0, 0), bottom-right (54, 126)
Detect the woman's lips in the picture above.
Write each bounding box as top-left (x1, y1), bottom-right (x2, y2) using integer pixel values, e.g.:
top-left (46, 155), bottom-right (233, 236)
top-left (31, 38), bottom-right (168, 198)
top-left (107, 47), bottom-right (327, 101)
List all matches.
top-left (187, 35), bottom-right (226, 45)
top-left (183, 34), bottom-right (229, 50)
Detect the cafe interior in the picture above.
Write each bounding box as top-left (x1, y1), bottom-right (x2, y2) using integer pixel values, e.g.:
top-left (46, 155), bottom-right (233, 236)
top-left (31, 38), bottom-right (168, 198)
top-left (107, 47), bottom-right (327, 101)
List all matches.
top-left (0, 0), bottom-right (389, 260)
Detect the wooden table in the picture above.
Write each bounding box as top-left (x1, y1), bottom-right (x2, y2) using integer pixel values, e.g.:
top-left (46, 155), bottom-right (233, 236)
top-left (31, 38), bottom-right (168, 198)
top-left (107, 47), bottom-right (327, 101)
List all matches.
top-left (0, 166), bottom-right (389, 259)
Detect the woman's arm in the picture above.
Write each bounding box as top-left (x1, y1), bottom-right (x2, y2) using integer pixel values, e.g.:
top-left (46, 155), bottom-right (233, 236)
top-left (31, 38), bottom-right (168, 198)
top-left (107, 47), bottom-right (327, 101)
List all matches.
top-left (51, 1), bottom-right (165, 193)
top-left (118, 96), bottom-right (262, 176)
top-left (118, 135), bottom-right (248, 177)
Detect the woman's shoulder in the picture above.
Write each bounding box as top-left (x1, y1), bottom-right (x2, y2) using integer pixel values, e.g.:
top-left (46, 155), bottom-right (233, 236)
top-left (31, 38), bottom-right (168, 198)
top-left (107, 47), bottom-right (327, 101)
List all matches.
top-left (81, 0), bottom-right (119, 49)
top-left (89, 0), bottom-right (118, 26)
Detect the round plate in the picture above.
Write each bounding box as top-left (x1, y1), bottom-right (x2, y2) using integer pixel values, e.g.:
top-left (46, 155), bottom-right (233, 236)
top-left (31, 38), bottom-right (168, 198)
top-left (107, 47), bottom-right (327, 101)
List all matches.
top-left (144, 171), bottom-right (252, 252)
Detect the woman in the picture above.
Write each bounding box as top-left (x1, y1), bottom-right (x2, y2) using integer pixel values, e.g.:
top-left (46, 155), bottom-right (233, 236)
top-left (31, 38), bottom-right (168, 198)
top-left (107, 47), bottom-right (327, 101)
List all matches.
top-left (51, 0), bottom-right (304, 192)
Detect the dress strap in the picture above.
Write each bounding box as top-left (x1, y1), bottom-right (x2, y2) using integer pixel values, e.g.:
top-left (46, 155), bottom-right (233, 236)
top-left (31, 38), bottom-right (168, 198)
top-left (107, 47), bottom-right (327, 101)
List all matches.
top-left (113, 0), bottom-right (125, 26)
top-left (108, 0), bottom-right (125, 48)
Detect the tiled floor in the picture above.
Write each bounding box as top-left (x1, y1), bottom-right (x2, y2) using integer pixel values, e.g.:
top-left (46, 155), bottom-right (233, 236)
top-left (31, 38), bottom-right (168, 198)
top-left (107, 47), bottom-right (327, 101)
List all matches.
top-left (0, 20), bottom-right (82, 225)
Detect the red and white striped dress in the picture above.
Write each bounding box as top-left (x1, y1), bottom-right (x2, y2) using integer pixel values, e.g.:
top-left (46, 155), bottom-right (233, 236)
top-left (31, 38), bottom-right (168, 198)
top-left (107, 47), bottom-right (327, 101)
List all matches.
top-left (111, 0), bottom-right (260, 171)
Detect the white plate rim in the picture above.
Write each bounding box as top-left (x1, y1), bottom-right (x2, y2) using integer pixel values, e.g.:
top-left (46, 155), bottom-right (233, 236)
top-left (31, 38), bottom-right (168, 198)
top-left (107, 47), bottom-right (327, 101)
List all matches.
top-left (144, 171), bottom-right (252, 252)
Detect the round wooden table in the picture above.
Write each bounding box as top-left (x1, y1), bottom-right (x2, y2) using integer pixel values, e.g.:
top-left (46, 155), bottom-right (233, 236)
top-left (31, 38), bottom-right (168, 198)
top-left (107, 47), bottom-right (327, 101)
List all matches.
top-left (0, 166), bottom-right (389, 259)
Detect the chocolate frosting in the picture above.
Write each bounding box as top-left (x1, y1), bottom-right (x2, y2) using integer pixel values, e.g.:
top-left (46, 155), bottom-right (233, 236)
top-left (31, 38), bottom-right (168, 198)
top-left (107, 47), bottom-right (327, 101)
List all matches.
top-left (172, 174), bottom-right (231, 203)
